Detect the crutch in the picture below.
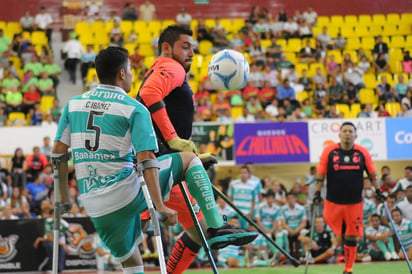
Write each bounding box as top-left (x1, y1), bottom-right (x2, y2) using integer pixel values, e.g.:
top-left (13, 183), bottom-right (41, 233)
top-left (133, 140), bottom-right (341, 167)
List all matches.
top-left (136, 164), bottom-right (167, 274)
top-left (305, 203), bottom-right (319, 274)
top-left (212, 185), bottom-right (300, 267)
top-left (382, 202), bottom-right (412, 273)
top-left (179, 182), bottom-right (219, 274)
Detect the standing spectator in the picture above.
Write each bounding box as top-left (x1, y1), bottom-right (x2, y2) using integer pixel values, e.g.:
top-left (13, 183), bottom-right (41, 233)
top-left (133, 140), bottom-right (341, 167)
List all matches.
top-left (391, 208), bottom-right (412, 260)
top-left (9, 148), bottom-right (26, 189)
top-left (121, 3), bottom-right (138, 21)
top-left (80, 44), bottom-right (96, 86)
top-left (0, 29), bottom-right (11, 67)
top-left (302, 6), bottom-right (317, 26)
top-left (139, 0), bottom-right (156, 23)
top-left (176, 8), bottom-right (192, 27)
top-left (373, 36), bottom-right (388, 61)
top-left (20, 10), bottom-right (35, 32)
top-left (281, 192), bottom-right (307, 259)
top-left (365, 214), bottom-right (398, 261)
top-left (229, 166), bottom-right (258, 229)
top-left (25, 146), bottom-right (48, 181)
top-left (314, 122), bottom-right (382, 274)
top-left (62, 32), bottom-right (84, 84)
top-left (278, 8), bottom-right (287, 22)
top-left (41, 136), bottom-right (52, 161)
top-left (397, 185), bottom-right (412, 221)
top-left (34, 6), bottom-right (53, 44)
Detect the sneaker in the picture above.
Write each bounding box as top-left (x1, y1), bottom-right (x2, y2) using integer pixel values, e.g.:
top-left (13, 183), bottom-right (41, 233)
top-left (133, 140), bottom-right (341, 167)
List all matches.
top-left (142, 249), bottom-right (151, 259)
top-left (384, 252), bottom-right (392, 261)
top-left (391, 251), bottom-right (400, 260)
top-left (270, 252), bottom-right (282, 266)
top-left (336, 253), bottom-right (344, 263)
top-left (207, 223), bottom-right (258, 250)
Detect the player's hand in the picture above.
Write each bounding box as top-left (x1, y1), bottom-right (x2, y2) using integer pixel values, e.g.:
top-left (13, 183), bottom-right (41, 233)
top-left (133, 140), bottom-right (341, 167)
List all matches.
top-left (375, 189), bottom-right (386, 202)
top-left (313, 191), bottom-right (323, 204)
top-left (198, 153), bottom-right (218, 169)
top-left (167, 137), bottom-right (197, 153)
top-left (157, 206), bottom-right (177, 226)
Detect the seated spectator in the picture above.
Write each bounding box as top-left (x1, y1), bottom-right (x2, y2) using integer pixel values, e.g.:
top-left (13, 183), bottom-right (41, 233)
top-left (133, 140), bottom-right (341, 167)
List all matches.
top-left (196, 97), bottom-right (212, 121)
top-left (50, 98), bottom-right (62, 123)
top-left (30, 102), bottom-right (43, 125)
top-left (380, 174), bottom-right (396, 197)
top-left (373, 36), bottom-right (388, 61)
top-left (37, 72), bottom-right (54, 96)
top-left (285, 65), bottom-right (300, 87)
top-left (258, 81), bottom-right (276, 107)
top-left (298, 19), bottom-right (312, 39)
top-left (20, 10), bottom-right (35, 32)
top-left (277, 54), bottom-right (294, 79)
top-left (39, 164), bottom-right (53, 190)
top-left (6, 60), bottom-right (19, 79)
top-left (328, 77), bottom-right (344, 104)
top-left (263, 66), bottom-right (280, 89)
top-left (196, 19), bottom-right (213, 42)
top-left (176, 8), bottom-right (192, 27)
top-left (298, 40), bottom-right (316, 63)
top-left (283, 17), bottom-right (299, 38)
top-left (248, 63), bottom-right (265, 88)
top-left (316, 26), bottom-right (332, 49)
top-left (397, 102), bottom-right (412, 117)
top-left (25, 174), bottom-right (48, 214)
top-left (314, 98), bottom-right (327, 117)
top-left (212, 92), bottom-right (231, 119)
top-left (312, 67), bottom-right (328, 88)
top-left (341, 53), bottom-right (353, 72)
top-left (43, 56), bottom-right (61, 89)
top-left (227, 89), bottom-right (243, 106)
top-left (23, 55), bottom-right (43, 78)
top-left (313, 83), bottom-right (328, 106)
top-left (22, 84), bottom-right (41, 114)
top-left (374, 54), bottom-right (390, 73)
top-left (343, 62), bottom-right (365, 90)
top-left (22, 70), bottom-right (38, 93)
top-left (395, 75), bottom-right (408, 101)
top-left (5, 84), bottom-right (23, 114)
top-left (344, 83), bottom-right (360, 105)
top-left (291, 106), bottom-right (306, 120)
top-left (217, 108), bottom-right (233, 123)
top-left (2, 72), bottom-right (21, 90)
top-left (402, 50), bottom-right (412, 74)
top-left (325, 104), bottom-right (339, 118)
top-left (229, 33), bottom-right (244, 51)
top-left (80, 44), bottom-right (97, 84)
top-left (0, 107), bottom-right (6, 126)
top-left (277, 79), bottom-right (296, 101)
top-left (301, 98), bottom-right (313, 118)
top-left (249, 39), bottom-right (266, 63)
top-left (298, 69), bottom-right (313, 92)
top-left (282, 98), bottom-right (295, 117)
top-left (236, 108), bottom-right (255, 123)
top-left (265, 98), bottom-right (279, 118)
top-left (356, 56), bottom-right (370, 75)
top-left (327, 55), bottom-right (339, 76)
top-left (1, 205), bottom-right (19, 220)
top-left (376, 104), bottom-right (391, 117)
top-left (38, 199), bottom-right (52, 219)
top-left (243, 80), bottom-right (260, 100)
top-left (109, 20), bottom-right (123, 47)
top-left (333, 33), bottom-right (346, 50)
top-left (253, 17), bottom-right (271, 39)
top-left (26, 146), bottom-right (48, 181)
top-left (246, 96), bottom-right (263, 117)
top-left (390, 209), bottom-right (412, 260)
top-left (396, 185), bottom-right (412, 221)
top-left (377, 76), bottom-right (396, 102)
top-left (6, 187), bottom-right (31, 218)
top-left (266, 37), bottom-right (283, 63)
top-left (212, 27), bottom-right (229, 52)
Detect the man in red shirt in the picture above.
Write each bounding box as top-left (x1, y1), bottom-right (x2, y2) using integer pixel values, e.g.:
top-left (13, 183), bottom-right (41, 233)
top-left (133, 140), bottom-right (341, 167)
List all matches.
top-left (26, 146), bottom-right (48, 181)
top-left (380, 174), bottom-right (396, 197)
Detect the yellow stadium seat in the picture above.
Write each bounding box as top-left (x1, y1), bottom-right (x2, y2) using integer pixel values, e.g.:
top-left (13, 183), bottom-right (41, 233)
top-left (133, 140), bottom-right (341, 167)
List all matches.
top-left (308, 63), bottom-right (325, 77)
top-left (188, 79), bottom-right (199, 93)
top-left (40, 95), bottom-right (55, 114)
top-left (359, 89), bottom-right (377, 104)
top-left (198, 40), bottom-right (213, 55)
top-left (312, 26), bottom-right (322, 36)
top-left (358, 15), bottom-right (372, 25)
top-left (218, 18), bottom-right (233, 33)
top-left (363, 74), bottom-right (377, 89)
top-left (394, 73), bottom-right (409, 83)
top-left (204, 18), bottom-right (216, 29)
top-left (285, 52), bottom-right (297, 64)
top-left (344, 15), bottom-right (358, 27)
top-left (336, 104), bottom-right (351, 118)
top-left (161, 20), bottom-right (176, 31)
top-left (231, 106), bottom-right (243, 120)
top-left (343, 50), bottom-right (358, 63)
top-left (139, 43), bottom-right (154, 56)
top-left (406, 35), bottom-right (412, 47)
top-left (260, 39), bottom-right (271, 48)
top-left (137, 31), bottom-right (153, 44)
top-left (120, 21), bottom-right (133, 36)
top-left (377, 72), bottom-right (394, 86)
top-left (340, 26), bottom-right (356, 38)
top-left (6, 22), bottom-right (22, 36)
top-left (317, 16), bottom-right (329, 27)
top-left (361, 37), bottom-right (375, 50)
top-left (382, 24), bottom-right (399, 36)
top-left (385, 102), bottom-right (401, 117)
top-left (276, 38), bottom-right (287, 49)
top-left (129, 80), bottom-right (142, 98)
top-left (123, 43), bottom-right (135, 55)
top-left (296, 91), bottom-right (309, 102)
top-left (190, 19), bottom-right (199, 32)
top-left (79, 32), bottom-right (94, 45)
top-left (9, 56), bottom-right (21, 69)
top-left (31, 31), bottom-right (48, 45)
top-left (134, 20), bottom-right (148, 34)
top-left (398, 23), bottom-right (411, 36)
top-left (232, 18), bottom-right (245, 33)
top-left (91, 20), bottom-right (105, 34)
top-left (94, 31), bottom-right (110, 45)
top-left (345, 37), bottom-right (361, 50)
top-left (191, 54), bottom-right (203, 69)
top-left (327, 50), bottom-right (343, 63)
top-left (295, 63), bottom-right (309, 77)
top-left (0, 21), bottom-right (6, 30)
top-left (7, 112), bottom-right (26, 126)
top-left (389, 60), bottom-right (403, 75)
top-left (350, 103), bottom-right (361, 118)
top-left (327, 26), bottom-right (339, 38)
top-left (389, 48), bottom-right (404, 62)
top-left (368, 25), bottom-right (382, 37)
top-left (400, 13), bottom-right (412, 24)
top-left (75, 21), bottom-right (91, 36)
top-left (386, 13), bottom-right (401, 24)
top-left (330, 15), bottom-right (344, 27)
top-left (144, 56), bottom-right (155, 68)
top-left (372, 14), bottom-right (386, 26)
top-left (354, 25), bottom-right (370, 38)
top-left (146, 20), bottom-right (161, 36)
top-left (390, 36), bottom-right (406, 49)
top-left (286, 38), bottom-right (302, 53)
top-left (86, 68), bottom-right (97, 83)
top-left (105, 21), bottom-right (114, 33)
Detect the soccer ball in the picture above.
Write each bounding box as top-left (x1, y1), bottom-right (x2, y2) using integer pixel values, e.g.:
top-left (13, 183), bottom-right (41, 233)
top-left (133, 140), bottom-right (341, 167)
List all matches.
top-left (208, 49), bottom-right (249, 91)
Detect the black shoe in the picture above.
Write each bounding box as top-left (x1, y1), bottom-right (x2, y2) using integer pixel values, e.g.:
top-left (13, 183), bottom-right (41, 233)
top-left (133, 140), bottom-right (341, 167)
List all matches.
top-left (207, 223), bottom-right (258, 250)
top-left (343, 272), bottom-right (353, 274)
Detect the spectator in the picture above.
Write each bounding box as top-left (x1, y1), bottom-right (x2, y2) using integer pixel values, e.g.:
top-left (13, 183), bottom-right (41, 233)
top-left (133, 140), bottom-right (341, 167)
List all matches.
top-left (30, 102), bottom-right (43, 126)
top-left (265, 98), bottom-right (279, 118)
top-left (302, 6), bottom-right (317, 26)
top-left (41, 136), bottom-right (52, 161)
top-left (392, 166), bottom-right (412, 194)
top-left (212, 26), bottom-right (229, 52)
top-left (281, 192), bottom-right (307, 259)
top-left (216, 108), bottom-right (233, 123)
top-left (105, 10), bottom-right (121, 23)
top-left (277, 79), bottom-right (296, 101)
top-left (365, 213), bottom-right (398, 261)
top-left (38, 199), bottom-right (52, 218)
top-left (374, 54), bottom-right (390, 73)
top-left (9, 148), bottom-right (26, 189)
top-left (23, 55), bottom-right (42, 78)
top-left (298, 19), bottom-right (312, 39)
top-left (37, 72), bottom-right (54, 96)
top-left (62, 32), bottom-right (84, 84)
top-left (357, 56), bottom-right (370, 75)
top-left (248, 6), bottom-right (261, 25)
top-left (25, 174), bottom-right (48, 214)
top-left (253, 17), bottom-right (271, 39)
top-left (20, 10), bottom-right (35, 32)
top-left (377, 76), bottom-right (396, 102)
top-left (34, 6), bottom-right (53, 44)
top-left (333, 33), bottom-right (347, 50)
top-left (278, 8), bottom-right (288, 22)
top-left (301, 98), bottom-right (313, 118)
top-left (402, 50), bottom-right (412, 74)
top-left (1, 205), bottom-right (18, 220)
top-left (373, 36), bottom-right (388, 61)
top-left (0, 107), bottom-right (5, 126)
top-left (325, 104), bottom-right (340, 118)
top-left (328, 77), bottom-right (344, 104)
top-left (43, 56), bottom-right (61, 89)
top-left (299, 216), bottom-right (336, 264)
top-left (312, 67), bottom-right (328, 88)
top-left (379, 165), bottom-right (393, 187)
top-left (109, 20), bottom-right (124, 47)
top-left (121, 2), bottom-right (138, 21)
top-left (395, 75), bottom-right (409, 101)
top-left (5, 84), bottom-right (23, 114)
top-left (313, 83), bottom-right (328, 106)
top-left (6, 187), bottom-right (31, 218)
top-left (195, 19), bottom-right (213, 42)
top-left (50, 98), bottom-right (62, 123)
top-left (26, 146), bottom-right (48, 181)
top-left (376, 104), bottom-right (391, 117)
top-left (298, 69), bottom-right (312, 92)
top-left (246, 96), bottom-right (263, 117)
top-left (258, 80), bottom-right (276, 107)
top-left (314, 98), bottom-right (328, 117)
top-left (283, 17), bottom-right (299, 38)
top-left (344, 83), bottom-right (360, 105)
top-left (357, 103), bottom-right (376, 118)
top-left (236, 108), bottom-right (255, 123)
top-left (0, 29), bottom-right (11, 67)
top-left (80, 44), bottom-right (96, 85)
top-left (248, 63), bottom-right (265, 88)
top-left (229, 166), bottom-right (258, 229)
top-left (22, 83), bottom-right (41, 114)
top-left (390, 208), bottom-right (412, 260)
top-left (2, 72), bottom-right (21, 90)
top-left (272, 181), bottom-right (287, 206)
top-left (316, 26), bottom-right (332, 49)
top-left (212, 92), bottom-right (231, 119)
top-left (176, 8), bottom-right (192, 27)
top-left (376, 194), bottom-right (397, 227)
top-left (327, 55), bottom-right (339, 76)
top-left (343, 62), bottom-right (365, 90)
top-left (298, 40), bottom-right (316, 63)
top-left (139, 0), bottom-right (156, 22)
top-left (397, 102), bottom-right (412, 117)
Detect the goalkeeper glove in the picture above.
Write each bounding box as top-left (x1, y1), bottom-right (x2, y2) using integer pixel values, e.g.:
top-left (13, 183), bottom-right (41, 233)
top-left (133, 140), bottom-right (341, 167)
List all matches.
top-left (167, 137), bottom-right (197, 153)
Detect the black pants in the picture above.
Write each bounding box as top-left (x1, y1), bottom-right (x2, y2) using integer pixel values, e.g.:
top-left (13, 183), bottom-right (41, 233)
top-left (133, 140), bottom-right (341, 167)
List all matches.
top-left (288, 234), bottom-right (302, 259)
top-left (66, 58), bottom-right (80, 84)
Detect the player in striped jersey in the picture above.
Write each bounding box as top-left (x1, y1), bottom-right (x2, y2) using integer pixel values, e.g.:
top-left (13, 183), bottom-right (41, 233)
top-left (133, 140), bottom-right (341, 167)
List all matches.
top-left (229, 166), bottom-right (258, 229)
top-left (365, 213), bottom-right (398, 261)
top-left (391, 208), bottom-right (412, 260)
top-left (52, 47), bottom-right (257, 274)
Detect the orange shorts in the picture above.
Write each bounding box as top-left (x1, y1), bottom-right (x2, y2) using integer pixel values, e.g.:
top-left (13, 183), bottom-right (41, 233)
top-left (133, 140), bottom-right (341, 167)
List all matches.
top-left (140, 182), bottom-right (204, 229)
top-left (323, 200), bottom-right (363, 237)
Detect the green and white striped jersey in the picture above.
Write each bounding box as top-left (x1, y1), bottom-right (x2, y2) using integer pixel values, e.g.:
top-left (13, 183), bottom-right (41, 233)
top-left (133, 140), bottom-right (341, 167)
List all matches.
top-left (395, 218), bottom-right (412, 250)
top-left (55, 85), bottom-right (158, 217)
top-left (280, 203), bottom-right (307, 230)
top-left (256, 202), bottom-right (281, 230)
top-left (229, 179), bottom-right (257, 215)
top-left (362, 198), bottom-right (376, 224)
top-left (364, 224), bottom-right (390, 250)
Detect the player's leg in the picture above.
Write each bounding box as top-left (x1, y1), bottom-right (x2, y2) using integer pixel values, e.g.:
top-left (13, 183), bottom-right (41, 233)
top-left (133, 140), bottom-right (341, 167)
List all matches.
top-left (313, 247), bottom-right (334, 263)
top-left (386, 235), bottom-right (399, 260)
top-left (342, 202), bottom-right (363, 274)
top-left (324, 200), bottom-right (344, 262)
top-left (375, 238), bottom-right (391, 260)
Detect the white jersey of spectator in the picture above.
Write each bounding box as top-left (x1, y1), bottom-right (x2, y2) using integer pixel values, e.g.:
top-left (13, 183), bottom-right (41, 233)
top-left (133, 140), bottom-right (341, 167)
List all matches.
top-left (229, 179), bottom-right (258, 215)
top-left (396, 197), bottom-right (412, 221)
top-left (271, 21), bottom-right (284, 33)
top-left (280, 202), bottom-right (307, 230)
top-left (217, 203), bottom-right (235, 221)
top-left (283, 21), bottom-right (298, 33)
top-left (265, 103), bottom-right (279, 117)
top-left (392, 177), bottom-right (412, 193)
top-left (362, 197), bottom-right (376, 225)
top-left (256, 201), bottom-right (281, 230)
top-left (364, 224), bottom-right (391, 250)
top-left (34, 11), bottom-right (53, 29)
top-left (395, 218), bottom-right (412, 250)
top-left (302, 10), bottom-right (317, 25)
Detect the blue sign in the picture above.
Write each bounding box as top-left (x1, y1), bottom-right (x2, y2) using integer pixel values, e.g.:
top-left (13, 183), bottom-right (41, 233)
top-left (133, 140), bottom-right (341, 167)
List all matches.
top-left (234, 122), bottom-right (310, 164)
top-left (386, 118), bottom-right (412, 160)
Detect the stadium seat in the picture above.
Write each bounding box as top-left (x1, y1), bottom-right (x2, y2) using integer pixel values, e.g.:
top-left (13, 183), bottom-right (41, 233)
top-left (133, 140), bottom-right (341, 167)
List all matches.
top-left (359, 88), bottom-right (377, 104)
top-left (382, 24), bottom-right (399, 36)
top-left (105, 21), bottom-right (114, 33)
top-left (350, 103), bottom-right (361, 118)
top-left (343, 50), bottom-right (358, 63)
top-left (191, 54), bottom-right (203, 69)
top-left (344, 15), bottom-right (358, 27)
top-left (327, 26), bottom-right (339, 38)
top-left (134, 20), bottom-right (148, 34)
top-left (406, 35), bottom-right (412, 47)
top-left (31, 31), bottom-right (48, 45)
top-left (397, 23), bottom-right (411, 36)
top-left (368, 25), bottom-right (382, 37)
top-left (218, 18), bottom-right (233, 33)
top-left (340, 26), bottom-right (356, 38)
top-left (363, 74), bottom-right (377, 89)
top-left (393, 73), bottom-right (409, 83)
top-left (389, 60), bottom-right (403, 75)
top-left (317, 16), bottom-right (330, 27)
top-left (139, 43), bottom-right (154, 56)
top-left (144, 56), bottom-right (155, 69)
top-left (385, 102), bottom-right (401, 117)
top-left (147, 20), bottom-right (162, 35)
top-left (377, 72), bottom-right (394, 86)
top-left (40, 95), bottom-right (55, 114)
top-left (75, 21), bottom-right (91, 36)
top-left (91, 21), bottom-right (105, 34)
top-left (327, 50), bottom-right (343, 63)
top-left (354, 25), bottom-right (370, 38)
top-left (6, 22), bottom-right (22, 37)
top-left (79, 32), bottom-right (94, 45)
top-left (286, 38), bottom-right (302, 53)
top-left (188, 79), bottom-right (199, 93)
top-left (276, 38), bottom-right (287, 49)
top-left (94, 31), bottom-right (110, 45)
top-left (285, 52), bottom-right (297, 64)
top-left (161, 19), bottom-right (176, 31)
top-left (260, 39), bottom-right (271, 48)
top-left (361, 37), bottom-right (375, 50)
top-left (0, 21), bottom-right (6, 30)
top-left (389, 36), bottom-right (406, 49)
top-left (137, 31), bottom-right (153, 44)
top-left (309, 63), bottom-right (326, 77)
top-left (296, 91), bottom-right (309, 102)
top-left (120, 21), bottom-right (133, 36)
top-left (198, 40), bottom-right (213, 55)
top-left (345, 37), bottom-right (361, 50)
top-left (358, 15), bottom-right (372, 26)
top-left (190, 19), bottom-right (199, 33)
top-left (7, 112), bottom-right (26, 126)
top-left (386, 13), bottom-right (401, 24)
top-left (336, 104), bottom-right (351, 118)
top-left (232, 18), bottom-right (245, 33)
top-left (231, 106), bottom-right (243, 120)
top-left (204, 18), bottom-right (216, 29)
top-left (9, 56), bottom-right (21, 70)
top-left (312, 26), bottom-right (322, 36)
top-left (372, 14), bottom-right (386, 26)
top-left (330, 15), bottom-right (344, 27)
top-left (400, 13), bottom-right (412, 24)
top-left (123, 43), bottom-right (135, 55)
top-left (295, 63), bottom-right (309, 77)
top-left (389, 48), bottom-right (404, 62)
top-left (86, 68), bottom-right (97, 83)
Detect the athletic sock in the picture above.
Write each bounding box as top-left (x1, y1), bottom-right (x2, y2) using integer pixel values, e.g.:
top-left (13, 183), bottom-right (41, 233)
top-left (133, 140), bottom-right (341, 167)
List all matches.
top-left (166, 232), bottom-right (201, 274)
top-left (123, 265), bottom-right (143, 274)
top-left (376, 240), bottom-right (389, 254)
top-left (343, 240), bottom-right (357, 272)
top-left (252, 259), bottom-right (269, 267)
top-left (388, 236), bottom-right (396, 253)
top-left (184, 157), bottom-right (224, 228)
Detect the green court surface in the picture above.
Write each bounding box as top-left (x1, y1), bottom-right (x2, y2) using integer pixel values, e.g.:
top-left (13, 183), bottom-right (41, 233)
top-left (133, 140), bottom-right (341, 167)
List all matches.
top-left (183, 262), bottom-right (409, 274)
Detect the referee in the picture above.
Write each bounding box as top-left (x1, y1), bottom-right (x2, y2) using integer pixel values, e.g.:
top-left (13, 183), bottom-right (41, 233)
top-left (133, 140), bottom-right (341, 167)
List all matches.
top-left (313, 121), bottom-right (384, 274)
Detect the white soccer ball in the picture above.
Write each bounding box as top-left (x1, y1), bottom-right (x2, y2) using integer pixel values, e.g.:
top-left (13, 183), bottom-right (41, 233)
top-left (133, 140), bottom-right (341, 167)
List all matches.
top-left (208, 49), bottom-right (250, 91)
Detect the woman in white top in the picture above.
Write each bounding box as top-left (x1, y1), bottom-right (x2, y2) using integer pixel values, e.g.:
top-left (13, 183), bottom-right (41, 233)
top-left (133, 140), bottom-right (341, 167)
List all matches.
top-left (6, 187), bottom-right (31, 218)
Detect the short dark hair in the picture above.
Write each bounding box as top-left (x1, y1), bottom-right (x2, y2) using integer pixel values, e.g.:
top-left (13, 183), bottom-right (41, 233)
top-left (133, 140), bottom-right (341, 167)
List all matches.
top-left (370, 213), bottom-right (380, 219)
top-left (240, 165), bottom-right (250, 173)
top-left (406, 185), bottom-right (412, 191)
top-left (405, 166), bottom-right (412, 171)
top-left (158, 25), bottom-right (193, 55)
top-left (95, 47), bottom-right (129, 85)
top-left (392, 207), bottom-right (402, 216)
top-left (286, 191), bottom-right (296, 197)
top-left (340, 121), bottom-right (357, 132)
top-left (381, 165), bottom-right (390, 171)
top-left (265, 188), bottom-right (275, 197)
